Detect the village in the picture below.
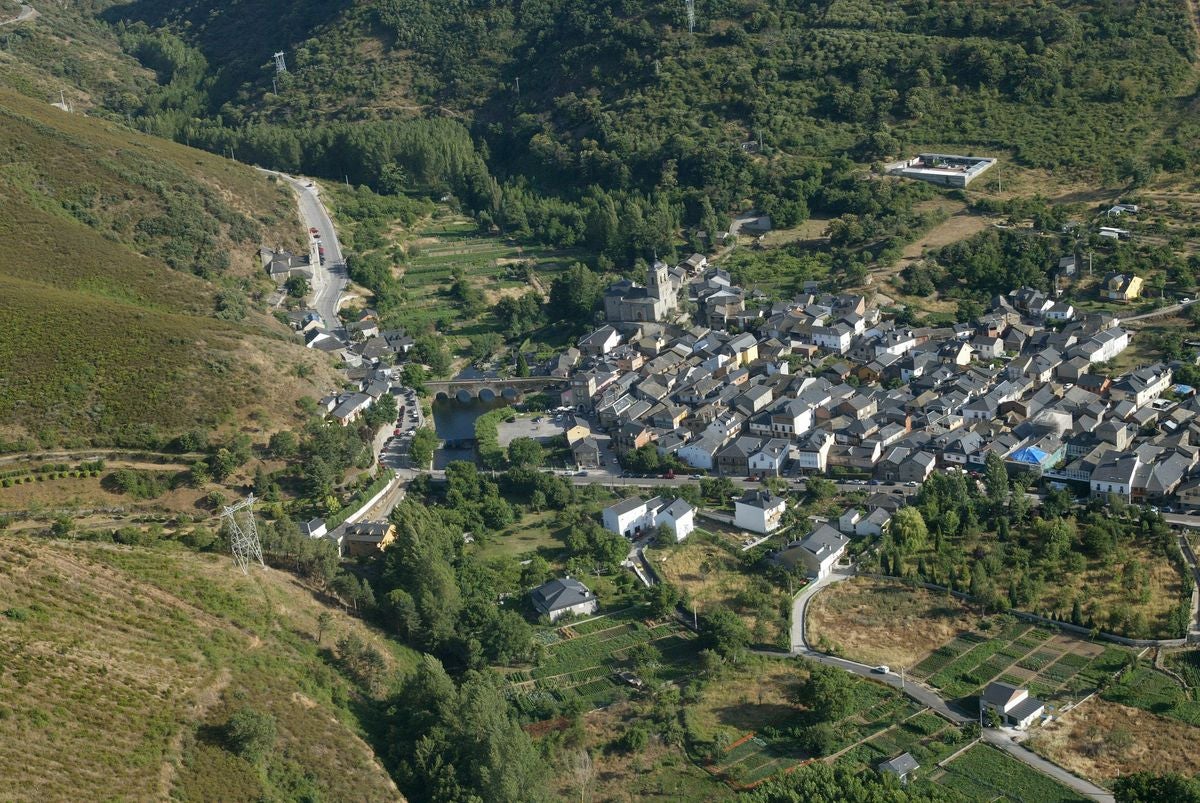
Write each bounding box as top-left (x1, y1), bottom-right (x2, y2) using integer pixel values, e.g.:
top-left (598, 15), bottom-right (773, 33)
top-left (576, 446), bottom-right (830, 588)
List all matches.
top-left (251, 175), bottom-right (1200, 798)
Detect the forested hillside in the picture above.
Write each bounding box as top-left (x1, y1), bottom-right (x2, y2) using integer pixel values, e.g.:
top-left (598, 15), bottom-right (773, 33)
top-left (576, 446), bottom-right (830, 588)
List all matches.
top-left (0, 86), bottom-right (338, 449)
top-left (95, 0), bottom-right (1198, 232)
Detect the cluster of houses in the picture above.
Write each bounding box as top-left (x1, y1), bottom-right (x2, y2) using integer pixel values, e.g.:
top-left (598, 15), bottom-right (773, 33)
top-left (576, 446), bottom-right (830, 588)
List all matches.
top-left (553, 262), bottom-right (1200, 511)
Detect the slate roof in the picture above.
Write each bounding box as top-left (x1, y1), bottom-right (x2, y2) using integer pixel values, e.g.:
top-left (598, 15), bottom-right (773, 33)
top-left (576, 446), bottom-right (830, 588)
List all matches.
top-left (531, 578), bottom-right (597, 614)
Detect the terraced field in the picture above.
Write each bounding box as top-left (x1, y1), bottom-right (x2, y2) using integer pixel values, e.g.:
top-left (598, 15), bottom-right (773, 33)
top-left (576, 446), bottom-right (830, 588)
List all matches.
top-left (506, 609), bottom-right (701, 715)
top-left (908, 621), bottom-right (1131, 702)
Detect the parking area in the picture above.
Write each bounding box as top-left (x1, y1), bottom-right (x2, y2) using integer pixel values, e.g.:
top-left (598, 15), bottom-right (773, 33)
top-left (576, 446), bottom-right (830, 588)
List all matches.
top-left (495, 414), bottom-right (566, 446)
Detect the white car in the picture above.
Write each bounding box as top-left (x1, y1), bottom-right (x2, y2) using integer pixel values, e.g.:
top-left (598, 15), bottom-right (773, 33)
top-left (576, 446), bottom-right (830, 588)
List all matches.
top-left (872, 665), bottom-right (890, 675)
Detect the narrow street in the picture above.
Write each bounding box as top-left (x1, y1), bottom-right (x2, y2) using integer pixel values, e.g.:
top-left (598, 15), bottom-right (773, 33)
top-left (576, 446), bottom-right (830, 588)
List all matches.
top-left (256, 168), bottom-right (348, 335)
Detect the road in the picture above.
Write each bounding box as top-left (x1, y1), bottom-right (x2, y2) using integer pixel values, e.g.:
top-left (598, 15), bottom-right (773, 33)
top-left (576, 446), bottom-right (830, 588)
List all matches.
top-left (256, 169), bottom-right (348, 334)
top-left (1121, 297), bottom-right (1198, 324)
top-left (0, 4), bottom-right (36, 26)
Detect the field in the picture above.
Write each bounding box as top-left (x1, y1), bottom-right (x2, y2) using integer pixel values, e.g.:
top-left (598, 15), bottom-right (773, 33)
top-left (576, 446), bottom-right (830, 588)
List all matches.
top-left (0, 535), bottom-right (415, 801)
top-left (806, 578), bottom-right (986, 667)
top-left (545, 701), bottom-right (732, 802)
top-left (909, 622), bottom-right (1129, 703)
top-left (929, 744), bottom-right (1085, 802)
top-left (506, 608), bottom-right (702, 716)
top-left (688, 659), bottom-right (933, 787)
top-left (1100, 665), bottom-right (1200, 727)
top-left (646, 531), bottom-right (790, 648)
top-left (833, 710), bottom-right (975, 778)
top-left (1030, 697), bottom-right (1200, 782)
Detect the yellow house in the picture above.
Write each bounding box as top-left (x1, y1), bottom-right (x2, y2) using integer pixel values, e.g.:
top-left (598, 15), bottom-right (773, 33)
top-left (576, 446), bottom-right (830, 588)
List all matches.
top-left (1101, 272), bottom-right (1143, 302)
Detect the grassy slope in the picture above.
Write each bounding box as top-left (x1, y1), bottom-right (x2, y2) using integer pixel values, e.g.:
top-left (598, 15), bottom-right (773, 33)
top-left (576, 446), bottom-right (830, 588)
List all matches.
top-left (0, 86), bottom-right (338, 446)
top-left (0, 536), bottom-right (415, 801)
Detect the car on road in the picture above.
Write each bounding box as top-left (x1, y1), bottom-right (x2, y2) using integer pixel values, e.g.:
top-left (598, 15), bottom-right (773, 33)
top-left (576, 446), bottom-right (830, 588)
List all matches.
top-left (690, 474), bottom-right (702, 480)
top-left (309, 227), bottom-right (318, 234)
top-left (905, 481), bottom-right (919, 487)
top-left (872, 665), bottom-right (890, 674)
top-left (576, 471), bottom-right (588, 476)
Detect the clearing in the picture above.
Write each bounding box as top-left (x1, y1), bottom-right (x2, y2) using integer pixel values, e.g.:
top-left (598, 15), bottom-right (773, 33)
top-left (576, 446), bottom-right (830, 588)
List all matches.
top-left (805, 578), bottom-right (984, 668)
top-left (646, 531), bottom-right (790, 648)
top-left (1029, 696), bottom-right (1200, 783)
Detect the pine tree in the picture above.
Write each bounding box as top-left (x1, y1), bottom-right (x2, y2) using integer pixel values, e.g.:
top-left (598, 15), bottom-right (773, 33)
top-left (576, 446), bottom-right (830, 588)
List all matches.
top-left (515, 352), bottom-right (530, 377)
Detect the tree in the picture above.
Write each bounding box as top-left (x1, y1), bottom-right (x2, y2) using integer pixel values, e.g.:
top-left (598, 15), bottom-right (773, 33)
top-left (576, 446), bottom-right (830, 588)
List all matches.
top-left (515, 351), bottom-right (530, 377)
top-left (507, 437), bottom-right (544, 469)
top-left (984, 452), bottom-right (1010, 509)
top-left (316, 610), bottom-right (334, 645)
top-left (806, 477), bottom-right (836, 501)
top-left (703, 607), bottom-right (750, 657)
top-left (793, 662), bottom-right (857, 721)
top-left (646, 581), bottom-right (681, 618)
top-left (548, 263), bottom-right (603, 323)
top-left (225, 707), bottom-right (277, 764)
top-left (1114, 772), bottom-right (1200, 803)
top-left (410, 427), bottom-right (438, 467)
top-left (268, 430), bottom-right (299, 459)
top-left (892, 507), bottom-right (929, 553)
top-left (284, 275), bottom-right (310, 298)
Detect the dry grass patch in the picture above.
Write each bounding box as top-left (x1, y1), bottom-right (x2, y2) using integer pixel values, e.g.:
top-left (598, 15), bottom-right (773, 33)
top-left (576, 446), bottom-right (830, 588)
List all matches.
top-left (687, 662), bottom-right (801, 741)
top-left (646, 535), bottom-right (789, 646)
top-left (806, 578), bottom-right (985, 668)
top-left (1029, 697), bottom-right (1200, 782)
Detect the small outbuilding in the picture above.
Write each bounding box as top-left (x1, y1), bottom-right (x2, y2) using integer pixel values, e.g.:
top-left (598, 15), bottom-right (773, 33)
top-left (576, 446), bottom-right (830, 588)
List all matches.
top-left (877, 752), bottom-right (919, 785)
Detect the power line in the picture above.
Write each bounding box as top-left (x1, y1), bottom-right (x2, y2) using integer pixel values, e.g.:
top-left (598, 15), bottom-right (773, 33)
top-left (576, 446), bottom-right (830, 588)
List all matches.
top-left (685, 0), bottom-right (696, 33)
top-left (223, 494), bottom-right (265, 575)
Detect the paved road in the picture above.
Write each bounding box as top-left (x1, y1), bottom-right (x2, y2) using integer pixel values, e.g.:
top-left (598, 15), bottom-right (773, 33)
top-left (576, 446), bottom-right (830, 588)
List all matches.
top-left (257, 169), bottom-right (348, 334)
top-left (0, 3), bottom-right (36, 26)
top-left (1122, 297), bottom-right (1198, 324)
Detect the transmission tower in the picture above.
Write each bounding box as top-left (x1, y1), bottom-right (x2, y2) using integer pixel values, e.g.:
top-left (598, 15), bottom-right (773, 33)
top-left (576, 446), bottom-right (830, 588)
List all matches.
top-left (685, 0), bottom-right (696, 32)
top-left (273, 51), bottom-right (287, 74)
top-left (223, 494), bottom-right (265, 575)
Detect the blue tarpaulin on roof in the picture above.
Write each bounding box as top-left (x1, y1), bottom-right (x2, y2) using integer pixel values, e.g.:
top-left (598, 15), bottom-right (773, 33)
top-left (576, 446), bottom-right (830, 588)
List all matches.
top-left (1010, 447), bottom-right (1048, 465)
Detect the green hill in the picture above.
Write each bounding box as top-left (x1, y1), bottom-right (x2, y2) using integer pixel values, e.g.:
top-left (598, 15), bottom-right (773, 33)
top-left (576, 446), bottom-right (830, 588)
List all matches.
top-left (99, 0), bottom-right (1199, 193)
top-left (0, 85), bottom-right (339, 449)
top-left (0, 536), bottom-right (414, 801)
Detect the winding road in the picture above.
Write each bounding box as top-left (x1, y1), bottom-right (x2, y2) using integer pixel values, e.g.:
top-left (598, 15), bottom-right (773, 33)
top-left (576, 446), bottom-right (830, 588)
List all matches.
top-left (257, 169), bottom-right (348, 336)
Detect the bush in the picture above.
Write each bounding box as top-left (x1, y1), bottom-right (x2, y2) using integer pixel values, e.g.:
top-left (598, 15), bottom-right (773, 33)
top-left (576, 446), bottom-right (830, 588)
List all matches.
top-left (225, 707), bottom-right (277, 763)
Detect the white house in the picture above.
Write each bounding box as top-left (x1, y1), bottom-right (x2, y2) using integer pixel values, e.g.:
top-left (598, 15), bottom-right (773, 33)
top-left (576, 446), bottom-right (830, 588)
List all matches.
top-left (678, 436), bottom-right (721, 471)
top-left (1109, 363), bottom-right (1172, 408)
top-left (601, 496), bottom-right (695, 541)
top-left (734, 490), bottom-right (786, 534)
top-left (1046, 302), bottom-right (1075, 322)
top-left (578, 325), bottom-right (622, 357)
top-left (811, 323), bottom-right (853, 353)
top-left (979, 681), bottom-right (1045, 730)
top-left (531, 577), bottom-right (599, 623)
top-left (838, 508), bottom-right (863, 535)
top-left (769, 399), bottom-right (815, 439)
top-left (789, 524), bottom-right (850, 580)
top-left (856, 507), bottom-right (892, 537)
top-left (655, 498), bottom-right (696, 542)
top-left (796, 430), bottom-right (835, 473)
top-left (1090, 454), bottom-right (1140, 500)
top-left (1077, 327), bottom-right (1128, 365)
top-left (749, 438), bottom-right (790, 476)
top-left (602, 496), bottom-right (660, 537)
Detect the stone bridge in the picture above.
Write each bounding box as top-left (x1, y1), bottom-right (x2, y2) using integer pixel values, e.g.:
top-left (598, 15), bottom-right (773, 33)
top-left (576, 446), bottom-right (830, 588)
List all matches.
top-left (425, 376), bottom-right (569, 403)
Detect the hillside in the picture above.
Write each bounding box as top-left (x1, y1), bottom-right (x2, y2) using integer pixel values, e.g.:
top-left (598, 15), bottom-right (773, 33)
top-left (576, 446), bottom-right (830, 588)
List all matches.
top-left (98, 0), bottom-right (1199, 199)
top-left (0, 535), bottom-right (414, 801)
top-left (0, 85), bottom-right (340, 448)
